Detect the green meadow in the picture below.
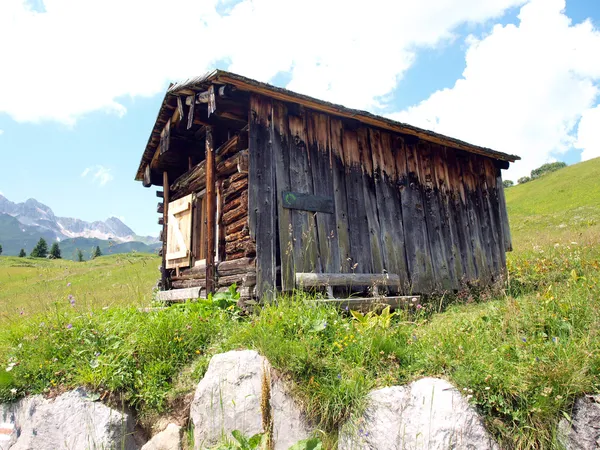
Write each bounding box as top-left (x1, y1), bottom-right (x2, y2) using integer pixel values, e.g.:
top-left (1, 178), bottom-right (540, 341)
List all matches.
top-left (1, 158), bottom-right (600, 449)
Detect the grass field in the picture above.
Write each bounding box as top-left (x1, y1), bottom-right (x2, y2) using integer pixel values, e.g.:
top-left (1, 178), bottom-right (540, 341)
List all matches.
top-left (0, 253), bottom-right (160, 323)
top-left (1, 158), bottom-right (599, 449)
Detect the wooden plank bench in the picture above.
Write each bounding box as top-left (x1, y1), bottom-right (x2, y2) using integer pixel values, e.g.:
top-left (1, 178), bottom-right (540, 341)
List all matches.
top-left (296, 272), bottom-right (419, 309)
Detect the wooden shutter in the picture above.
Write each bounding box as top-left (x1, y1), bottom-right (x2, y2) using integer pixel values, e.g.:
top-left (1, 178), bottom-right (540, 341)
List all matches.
top-left (166, 193), bottom-right (193, 269)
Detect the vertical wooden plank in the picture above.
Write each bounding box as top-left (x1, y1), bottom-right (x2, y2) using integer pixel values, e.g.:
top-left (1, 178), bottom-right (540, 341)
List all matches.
top-left (416, 143), bottom-right (456, 291)
top-left (481, 158), bottom-right (506, 276)
top-left (459, 153), bottom-right (491, 283)
top-left (306, 112), bottom-right (340, 274)
top-left (444, 148), bottom-right (477, 282)
top-left (287, 112), bottom-right (320, 273)
top-left (272, 101), bottom-right (295, 291)
top-left (342, 128), bottom-right (373, 274)
top-left (162, 171), bottom-right (169, 289)
top-left (249, 94), bottom-right (277, 301)
top-left (431, 145), bottom-right (463, 289)
top-left (357, 128), bottom-right (384, 276)
top-left (205, 127), bottom-right (216, 294)
top-left (399, 141), bottom-right (436, 293)
top-left (329, 118), bottom-right (351, 272)
top-left (496, 166), bottom-right (513, 252)
top-left (370, 130), bottom-right (409, 292)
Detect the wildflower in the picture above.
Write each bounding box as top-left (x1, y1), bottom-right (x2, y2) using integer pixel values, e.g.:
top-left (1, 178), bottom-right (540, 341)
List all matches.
top-left (66, 324), bottom-right (73, 329)
top-left (466, 394), bottom-right (473, 400)
top-left (67, 282), bottom-right (71, 287)
top-left (463, 388), bottom-right (468, 392)
top-left (411, 297), bottom-right (418, 303)
top-left (552, 337), bottom-right (558, 343)
top-left (195, 350), bottom-right (201, 354)
top-left (10, 388), bottom-right (17, 395)
top-left (521, 337), bottom-right (527, 343)
top-left (485, 387), bottom-right (490, 391)
top-left (5, 362), bottom-right (16, 372)
top-left (337, 374), bottom-right (342, 380)
top-left (416, 304), bottom-right (423, 310)
top-left (556, 395), bottom-right (563, 400)
top-left (19, 310), bottom-right (24, 316)
top-left (94, 352), bottom-right (100, 357)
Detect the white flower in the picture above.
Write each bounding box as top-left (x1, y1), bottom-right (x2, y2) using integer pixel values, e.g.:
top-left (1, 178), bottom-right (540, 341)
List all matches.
top-left (5, 362), bottom-right (16, 372)
top-left (485, 387), bottom-right (490, 390)
top-left (466, 394), bottom-right (473, 400)
top-left (10, 388), bottom-right (17, 395)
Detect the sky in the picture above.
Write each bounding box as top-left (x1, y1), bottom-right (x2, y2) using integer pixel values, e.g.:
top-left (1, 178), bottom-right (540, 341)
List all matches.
top-left (0, 0), bottom-right (599, 237)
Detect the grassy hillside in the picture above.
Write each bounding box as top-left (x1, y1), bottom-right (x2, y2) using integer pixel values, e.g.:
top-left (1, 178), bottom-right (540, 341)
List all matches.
top-left (0, 159), bottom-right (599, 449)
top-left (0, 253), bottom-right (160, 323)
top-left (506, 157), bottom-right (600, 247)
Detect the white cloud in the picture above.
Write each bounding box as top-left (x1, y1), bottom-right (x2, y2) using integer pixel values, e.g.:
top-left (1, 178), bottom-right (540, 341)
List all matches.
top-left (0, 129), bottom-right (4, 135)
top-left (0, 0), bottom-right (526, 124)
top-left (81, 165), bottom-right (114, 186)
top-left (390, 0), bottom-right (600, 180)
top-left (575, 105), bottom-right (600, 161)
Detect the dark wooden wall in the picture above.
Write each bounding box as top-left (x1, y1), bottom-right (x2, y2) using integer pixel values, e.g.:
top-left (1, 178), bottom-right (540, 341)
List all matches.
top-left (249, 94), bottom-right (512, 298)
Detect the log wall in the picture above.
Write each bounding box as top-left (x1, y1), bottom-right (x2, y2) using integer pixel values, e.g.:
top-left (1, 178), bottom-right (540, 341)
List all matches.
top-left (249, 94), bottom-right (512, 297)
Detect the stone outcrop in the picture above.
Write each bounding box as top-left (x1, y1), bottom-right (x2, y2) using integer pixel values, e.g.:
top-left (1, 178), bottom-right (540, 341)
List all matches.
top-left (0, 388), bottom-right (137, 450)
top-left (190, 350), bottom-right (312, 450)
top-left (339, 377), bottom-right (498, 450)
top-left (141, 423), bottom-right (182, 450)
top-left (558, 395), bottom-right (600, 449)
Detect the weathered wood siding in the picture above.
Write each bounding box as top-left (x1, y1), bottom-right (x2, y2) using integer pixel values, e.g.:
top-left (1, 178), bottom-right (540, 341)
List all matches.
top-left (249, 94), bottom-right (511, 295)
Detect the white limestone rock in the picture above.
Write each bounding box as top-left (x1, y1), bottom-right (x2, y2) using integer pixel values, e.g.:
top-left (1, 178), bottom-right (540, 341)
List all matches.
top-left (339, 377), bottom-right (499, 450)
top-left (141, 423), bottom-right (182, 450)
top-left (558, 395), bottom-right (600, 449)
top-left (0, 388), bottom-right (137, 450)
top-left (190, 350), bottom-right (312, 450)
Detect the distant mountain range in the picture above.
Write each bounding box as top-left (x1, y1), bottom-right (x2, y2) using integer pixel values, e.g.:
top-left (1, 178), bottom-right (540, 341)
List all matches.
top-left (0, 195), bottom-right (160, 260)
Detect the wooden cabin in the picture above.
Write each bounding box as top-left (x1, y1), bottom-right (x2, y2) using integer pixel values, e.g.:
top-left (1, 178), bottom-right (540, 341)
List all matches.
top-left (135, 70), bottom-right (520, 304)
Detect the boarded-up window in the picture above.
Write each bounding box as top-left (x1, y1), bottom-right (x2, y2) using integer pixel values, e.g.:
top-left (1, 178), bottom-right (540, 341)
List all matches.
top-left (166, 194), bottom-right (193, 269)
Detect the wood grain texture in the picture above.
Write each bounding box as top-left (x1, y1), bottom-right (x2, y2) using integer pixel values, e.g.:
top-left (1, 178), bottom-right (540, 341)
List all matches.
top-left (249, 94), bottom-right (276, 301)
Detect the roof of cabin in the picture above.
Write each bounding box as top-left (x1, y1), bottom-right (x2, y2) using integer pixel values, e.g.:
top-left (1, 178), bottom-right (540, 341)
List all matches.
top-left (135, 69), bottom-right (520, 181)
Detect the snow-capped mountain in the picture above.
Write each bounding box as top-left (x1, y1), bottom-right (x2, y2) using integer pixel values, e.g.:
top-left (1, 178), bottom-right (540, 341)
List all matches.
top-left (0, 194), bottom-right (157, 243)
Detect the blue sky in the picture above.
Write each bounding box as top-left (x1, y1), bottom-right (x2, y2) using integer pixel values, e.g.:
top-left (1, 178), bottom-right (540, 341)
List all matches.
top-left (0, 0), bottom-right (599, 237)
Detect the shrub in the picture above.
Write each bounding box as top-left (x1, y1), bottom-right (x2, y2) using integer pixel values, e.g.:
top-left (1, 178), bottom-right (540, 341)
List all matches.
top-left (531, 161), bottom-right (567, 179)
top-left (518, 176), bottom-right (531, 184)
top-left (503, 180), bottom-right (514, 188)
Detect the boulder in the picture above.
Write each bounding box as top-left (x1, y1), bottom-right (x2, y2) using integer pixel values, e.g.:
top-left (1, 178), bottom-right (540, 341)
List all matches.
top-left (339, 377), bottom-right (498, 450)
top-left (0, 388), bottom-right (137, 450)
top-left (190, 350), bottom-right (312, 449)
top-left (141, 423), bottom-right (182, 450)
top-left (558, 395), bottom-right (600, 449)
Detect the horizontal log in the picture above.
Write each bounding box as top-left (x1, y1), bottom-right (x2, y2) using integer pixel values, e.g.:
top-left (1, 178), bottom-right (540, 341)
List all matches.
top-left (156, 190), bottom-right (164, 198)
top-left (171, 160), bottom-right (206, 197)
top-left (217, 257), bottom-right (256, 276)
top-left (223, 195), bottom-right (244, 214)
top-left (226, 229), bottom-right (249, 243)
top-left (296, 273), bottom-right (402, 287)
top-left (226, 251), bottom-right (245, 261)
top-left (158, 217), bottom-right (164, 226)
top-left (179, 261), bottom-right (206, 276)
top-left (222, 172), bottom-right (247, 190)
top-left (217, 149), bottom-right (248, 177)
top-left (225, 217), bottom-right (247, 235)
top-left (171, 272), bottom-right (206, 281)
top-left (157, 202), bottom-right (164, 214)
top-left (172, 279), bottom-right (206, 289)
top-left (224, 177), bottom-right (248, 201)
top-left (225, 237), bottom-right (256, 257)
top-left (223, 196), bottom-right (248, 225)
top-left (156, 287), bottom-right (205, 302)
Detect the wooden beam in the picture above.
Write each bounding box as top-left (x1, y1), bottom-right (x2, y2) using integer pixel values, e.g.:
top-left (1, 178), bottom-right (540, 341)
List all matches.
top-left (162, 171), bottom-right (169, 289)
top-left (155, 287), bottom-right (206, 302)
top-left (157, 202), bottom-right (164, 214)
top-left (205, 127), bottom-right (216, 294)
top-left (143, 164), bottom-right (152, 188)
top-left (296, 272), bottom-right (402, 287)
top-left (156, 190), bottom-right (164, 198)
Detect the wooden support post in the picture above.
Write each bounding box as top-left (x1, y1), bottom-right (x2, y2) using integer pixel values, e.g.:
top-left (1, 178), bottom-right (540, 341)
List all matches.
top-left (206, 127), bottom-right (216, 294)
top-left (162, 171), bottom-right (169, 289)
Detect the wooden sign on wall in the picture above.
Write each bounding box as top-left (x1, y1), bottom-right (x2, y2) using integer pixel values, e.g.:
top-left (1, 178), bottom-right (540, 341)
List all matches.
top-left (282, 191), bottom-right (334, 214)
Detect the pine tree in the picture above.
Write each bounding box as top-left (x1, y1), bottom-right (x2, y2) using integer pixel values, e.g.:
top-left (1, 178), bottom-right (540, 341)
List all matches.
top-left (93, 246), bottom-right (102, 258)
top-left (77, 249), bottom-right (84, 262)
top-left (18, 249), bottom-right (26, 257)
top-left (0, 244), bottom-right (2, 256)
top-left (31, 238), bottom-right (49, 258)
top-left (49, 242), bottom-right (62, 259)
